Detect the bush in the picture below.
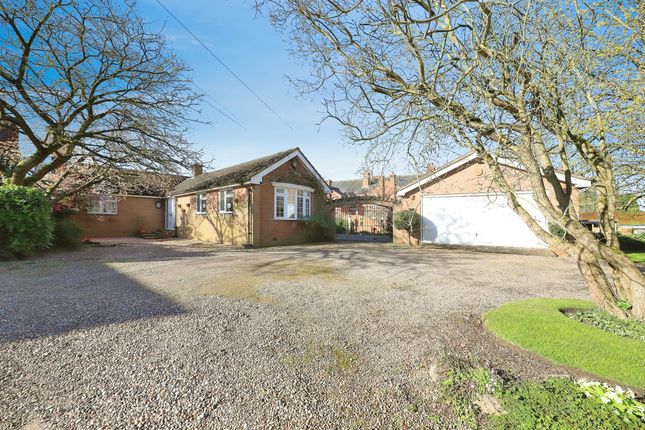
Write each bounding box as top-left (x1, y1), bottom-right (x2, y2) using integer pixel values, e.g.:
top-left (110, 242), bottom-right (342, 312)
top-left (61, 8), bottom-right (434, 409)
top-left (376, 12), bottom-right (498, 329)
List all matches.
top-left (0, 184), bottom-right (54, 258)
top-left (393, 209), bottom-right (420, 233)
top-left (564, 308), bottom-right (645, 341)
top-left (299, 213), bottom-right (335, 242)
top-left (52, 218), bottom-right (83, 249)
top-left (335, 217), bottom-right (348, 233)
top-left (548, 222), bottom-right (567, 239)
top-left (619, 234), bottom-right (645, 253)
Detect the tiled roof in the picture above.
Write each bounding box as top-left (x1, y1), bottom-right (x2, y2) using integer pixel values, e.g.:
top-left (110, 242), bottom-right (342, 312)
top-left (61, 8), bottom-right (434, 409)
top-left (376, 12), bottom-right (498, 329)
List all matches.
top-left (332, 175), bottom-right (417, 196)
top-left (171, 148), bottom-right (298, 195)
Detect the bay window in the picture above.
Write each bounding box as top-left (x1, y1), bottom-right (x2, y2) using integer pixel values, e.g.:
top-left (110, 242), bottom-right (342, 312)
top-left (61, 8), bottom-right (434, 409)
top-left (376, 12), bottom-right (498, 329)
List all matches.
top-left (273, 183), bottom-right (312, 220)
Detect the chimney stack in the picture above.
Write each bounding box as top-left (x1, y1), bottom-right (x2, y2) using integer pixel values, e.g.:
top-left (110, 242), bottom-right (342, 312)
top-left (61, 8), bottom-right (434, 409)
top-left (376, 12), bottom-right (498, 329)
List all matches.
top-left (191, 163), bottom-right (203, 177)
top-left (0, 122), bottom-right (20, 171)
top-left (361, 170), bottom-right (371, 188)
top-left (327, 179), bottom-right (333, 187)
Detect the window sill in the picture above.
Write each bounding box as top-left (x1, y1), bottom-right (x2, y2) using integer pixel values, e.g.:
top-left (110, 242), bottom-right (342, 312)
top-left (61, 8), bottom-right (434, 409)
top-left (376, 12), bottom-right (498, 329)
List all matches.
top-left (274, 217), bottom-right (308, 221)
top-left (196, 211), bottom-right (207, 215)
top-left (219, 211), bottom-right (233, 214)
top-left (87, 212), bottom-right (118, 216)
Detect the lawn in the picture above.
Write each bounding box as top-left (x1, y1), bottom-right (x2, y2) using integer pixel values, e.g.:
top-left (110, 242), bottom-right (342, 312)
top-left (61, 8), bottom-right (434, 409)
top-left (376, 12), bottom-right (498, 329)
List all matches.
top-left (484, 298), bottom-right (645, 388)
top-left (627, 252), bottom-right (645, 264)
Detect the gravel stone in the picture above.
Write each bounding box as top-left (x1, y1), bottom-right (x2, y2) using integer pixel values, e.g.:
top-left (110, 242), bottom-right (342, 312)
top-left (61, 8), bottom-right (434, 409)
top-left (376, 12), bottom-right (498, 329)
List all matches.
top-left (0, 241), bottom-right (588, 429)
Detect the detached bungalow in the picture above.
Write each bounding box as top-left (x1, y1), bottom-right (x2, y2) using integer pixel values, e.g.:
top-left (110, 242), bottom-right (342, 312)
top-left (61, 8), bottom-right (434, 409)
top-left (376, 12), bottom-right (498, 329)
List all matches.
top-left (168, 148), bottom-right (331, 247)
top-left (395, 153), bottom-right (591, 248)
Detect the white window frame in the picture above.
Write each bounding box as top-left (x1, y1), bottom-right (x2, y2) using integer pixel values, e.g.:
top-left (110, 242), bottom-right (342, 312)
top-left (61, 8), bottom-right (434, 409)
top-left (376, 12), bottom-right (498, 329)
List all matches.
top-left (87, 195), bottom-right (118, 215)
top-left (196, 193), bottom-right (207, 214)
top-left (272, 183), bottom-right (313, 220)
top-left (219, 189), bottom-right (234, 213)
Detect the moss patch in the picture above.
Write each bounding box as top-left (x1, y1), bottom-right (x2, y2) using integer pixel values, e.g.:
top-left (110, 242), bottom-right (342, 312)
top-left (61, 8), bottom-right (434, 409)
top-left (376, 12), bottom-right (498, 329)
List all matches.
top-left (303, 341), bottom-right (358, 371)
top-left (193, 258), bottom-right (338, 302)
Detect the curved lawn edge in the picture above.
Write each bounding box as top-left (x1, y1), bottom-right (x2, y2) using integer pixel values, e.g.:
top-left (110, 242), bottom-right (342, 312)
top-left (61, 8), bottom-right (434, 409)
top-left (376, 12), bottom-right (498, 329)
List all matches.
top-left (483, 298), bottom-right (644, 388)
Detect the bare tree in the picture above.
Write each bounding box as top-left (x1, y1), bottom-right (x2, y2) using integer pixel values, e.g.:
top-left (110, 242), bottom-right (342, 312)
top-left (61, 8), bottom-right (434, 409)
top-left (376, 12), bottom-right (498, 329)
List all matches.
top-left (0, 0), bottom-right (203, 199)
top-left (262, 0), bottom-right (645, 320)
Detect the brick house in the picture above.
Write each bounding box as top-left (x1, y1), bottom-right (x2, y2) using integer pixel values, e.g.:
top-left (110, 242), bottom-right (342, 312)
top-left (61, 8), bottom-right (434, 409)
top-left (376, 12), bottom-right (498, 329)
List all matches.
top-left (68, 172), bottom-right (186, 238)
top-left (169, 148), bottom-right (331, 247)
top-left (394, 152), bottom-right (591, 248)
top-left (1, 123), bottom-right (182, 238)
top-left (330, 172), bottom-right (415, 235)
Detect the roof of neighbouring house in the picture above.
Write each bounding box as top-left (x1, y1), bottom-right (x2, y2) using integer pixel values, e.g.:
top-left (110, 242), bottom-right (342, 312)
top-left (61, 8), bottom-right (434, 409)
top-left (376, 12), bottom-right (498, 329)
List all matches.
top-left (171, 147), bottom-right (330, 196)
top-left (332, 175), bottom-right (417, 196)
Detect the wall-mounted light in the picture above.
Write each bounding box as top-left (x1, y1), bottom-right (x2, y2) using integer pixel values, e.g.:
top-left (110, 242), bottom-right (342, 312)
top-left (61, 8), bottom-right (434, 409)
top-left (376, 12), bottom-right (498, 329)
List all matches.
top-left (290, 159), bottom-right (298, 169)
top-left (155, 201), bottom-right (162, 209)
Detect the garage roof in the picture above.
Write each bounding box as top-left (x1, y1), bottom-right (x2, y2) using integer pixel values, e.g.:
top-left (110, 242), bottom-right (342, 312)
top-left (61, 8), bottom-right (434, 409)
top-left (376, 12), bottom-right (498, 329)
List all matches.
top-left (396, 153), bottom-right (592, 196)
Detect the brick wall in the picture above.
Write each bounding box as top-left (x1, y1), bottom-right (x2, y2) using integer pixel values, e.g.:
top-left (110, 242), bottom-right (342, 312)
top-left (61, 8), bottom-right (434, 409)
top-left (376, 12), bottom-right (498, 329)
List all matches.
top-left (175, 187), bottom-right (250, 245)
top-left (71, 196), bottom-right (164, 238)
top-left (173, 157), bottom-right (328, 247)
top-left (254, 157), bottom-right (328, 247)
top-left (393, 160), bottom-right (582, 245)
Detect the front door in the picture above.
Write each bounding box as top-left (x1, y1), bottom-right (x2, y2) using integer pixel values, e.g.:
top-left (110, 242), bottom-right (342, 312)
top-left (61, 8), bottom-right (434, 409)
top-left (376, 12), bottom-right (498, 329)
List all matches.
top-left (165, 197), bottom-right (176, 230)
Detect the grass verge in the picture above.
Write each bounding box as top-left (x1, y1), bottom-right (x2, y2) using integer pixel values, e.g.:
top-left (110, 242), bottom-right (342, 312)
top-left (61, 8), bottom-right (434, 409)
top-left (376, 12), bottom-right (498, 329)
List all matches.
top-left (627, 252), bottom-right (645, 264)
top-left (483, 298), bottom-right (644, 388)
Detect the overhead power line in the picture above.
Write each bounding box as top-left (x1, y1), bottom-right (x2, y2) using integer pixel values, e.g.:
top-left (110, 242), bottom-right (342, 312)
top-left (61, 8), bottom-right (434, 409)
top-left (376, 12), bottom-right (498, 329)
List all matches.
top-left (192, 82), bottom-right (245, 128)
top-left (154, 0), bottom-right (294, 131)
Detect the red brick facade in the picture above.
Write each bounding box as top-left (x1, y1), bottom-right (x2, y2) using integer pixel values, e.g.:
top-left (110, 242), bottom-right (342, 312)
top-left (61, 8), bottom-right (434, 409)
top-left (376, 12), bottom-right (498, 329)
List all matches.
top-left (71, 196), bottom-right (165, 238)
top-left (175, 155), bottom-right (328, 247)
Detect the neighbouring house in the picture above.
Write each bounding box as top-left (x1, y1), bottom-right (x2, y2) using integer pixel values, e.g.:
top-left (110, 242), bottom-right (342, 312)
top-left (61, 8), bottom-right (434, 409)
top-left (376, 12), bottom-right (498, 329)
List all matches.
top-left (330, 172), bottom-right (415, 236)
top-left (579, 212), bottom-right (645, 236)
top-left (168, 148), bottom-right (331, 247)
top-left (394, 152), bottom-right (592, 248)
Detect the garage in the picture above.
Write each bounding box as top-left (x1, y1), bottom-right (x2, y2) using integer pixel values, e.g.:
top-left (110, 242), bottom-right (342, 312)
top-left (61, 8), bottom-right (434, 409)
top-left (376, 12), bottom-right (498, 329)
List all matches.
top-left (421, 193), bottom-right (548, 248)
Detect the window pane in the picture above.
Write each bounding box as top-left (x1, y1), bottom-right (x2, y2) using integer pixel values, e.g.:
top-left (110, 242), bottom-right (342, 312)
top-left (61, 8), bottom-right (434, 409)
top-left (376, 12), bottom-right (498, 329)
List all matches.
top-left (276, 195), bottom-right (284, 217)
top-left (287, 189), bottom-right (296, 218)
top-left (296, 194), bottom-right (303, 218)
top-left (305, 196), bottom-right (310, 217)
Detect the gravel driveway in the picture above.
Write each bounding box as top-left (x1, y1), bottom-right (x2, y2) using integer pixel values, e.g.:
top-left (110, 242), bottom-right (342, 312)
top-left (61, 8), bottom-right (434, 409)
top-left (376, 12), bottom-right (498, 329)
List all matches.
top-left (0, 241), bottom-right (588, 429)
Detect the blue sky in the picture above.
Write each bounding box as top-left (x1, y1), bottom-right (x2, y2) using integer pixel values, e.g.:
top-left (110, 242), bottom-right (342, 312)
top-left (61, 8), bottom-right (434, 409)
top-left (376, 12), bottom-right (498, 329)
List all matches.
top-left (138, 0), bottom-right (380, 180)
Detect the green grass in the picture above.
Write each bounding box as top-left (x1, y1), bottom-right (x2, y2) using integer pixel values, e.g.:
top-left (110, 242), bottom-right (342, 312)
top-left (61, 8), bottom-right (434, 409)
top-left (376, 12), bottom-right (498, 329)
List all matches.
top-left (484, 298), bottom-right (645, 388)
top-left (627, 252), bottom-right (645, 264)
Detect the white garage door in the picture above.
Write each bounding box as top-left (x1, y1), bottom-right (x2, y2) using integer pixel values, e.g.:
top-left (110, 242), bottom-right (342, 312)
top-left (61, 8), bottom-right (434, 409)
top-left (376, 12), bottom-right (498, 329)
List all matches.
top-left (421, 193), bottom-right (548, 248)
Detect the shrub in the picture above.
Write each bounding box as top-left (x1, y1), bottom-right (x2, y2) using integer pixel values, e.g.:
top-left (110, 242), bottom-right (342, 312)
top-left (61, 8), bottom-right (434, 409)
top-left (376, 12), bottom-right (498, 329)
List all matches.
top-left (335, 217), bottom-right (348, 233)
top-left (299, 213), bottom-right (335, 242)
top-left (618, 234), bottom-right (645, 253)
top-left (564, 308), bottom-right (645, 341)
top-left (393, 209), bottom-right (420, 233)
top-left (0, 184), bottom-right (54, 258)
top-left (548, 222), bottom-right (567, 239)
top-left (52, 218), bottom-right (83, 249)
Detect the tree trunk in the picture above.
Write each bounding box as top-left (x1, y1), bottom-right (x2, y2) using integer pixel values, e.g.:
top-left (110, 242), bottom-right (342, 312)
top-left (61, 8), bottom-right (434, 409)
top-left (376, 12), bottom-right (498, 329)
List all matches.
top-left (576, 249), bottom-right (628, 318)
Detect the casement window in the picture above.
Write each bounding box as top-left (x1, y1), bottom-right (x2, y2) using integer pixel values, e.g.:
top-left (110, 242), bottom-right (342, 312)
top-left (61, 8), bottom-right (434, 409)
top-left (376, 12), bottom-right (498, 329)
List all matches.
top-left (219, 189), bottom-right (233, 213)
top-left (196, 193), bottom-right (207, 214)
top-left (273, 184), bottom-right (312, 220)
top-left (87, 195), bottom-right (117, 215)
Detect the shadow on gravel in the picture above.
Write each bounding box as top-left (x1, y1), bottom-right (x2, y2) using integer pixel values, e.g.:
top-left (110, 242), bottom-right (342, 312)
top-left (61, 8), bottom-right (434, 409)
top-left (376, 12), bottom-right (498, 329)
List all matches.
top-left (0, 257), bottom-right (185, 343)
